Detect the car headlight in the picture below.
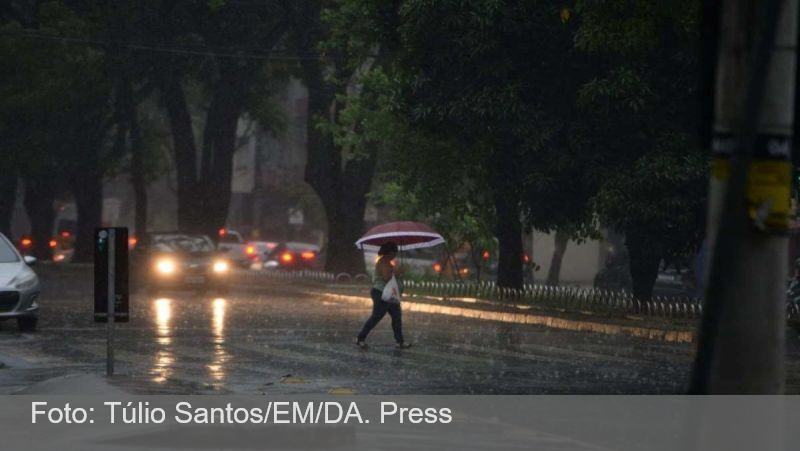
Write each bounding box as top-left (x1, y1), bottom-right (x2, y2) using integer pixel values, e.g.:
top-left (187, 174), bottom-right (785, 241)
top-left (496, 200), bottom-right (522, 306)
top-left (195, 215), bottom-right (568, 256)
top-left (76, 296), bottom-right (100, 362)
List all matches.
top-left (212, 260), bottom-right (230, 274)
top-left (12, 273), bottom-right (37, 290)
top-left (155, 258), bottom-right (177, 275)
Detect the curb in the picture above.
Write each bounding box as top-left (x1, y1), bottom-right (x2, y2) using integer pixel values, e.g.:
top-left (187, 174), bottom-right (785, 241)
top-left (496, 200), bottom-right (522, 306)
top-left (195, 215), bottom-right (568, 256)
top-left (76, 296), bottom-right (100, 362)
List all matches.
top-left (311, 290), bottom-right (695, 344)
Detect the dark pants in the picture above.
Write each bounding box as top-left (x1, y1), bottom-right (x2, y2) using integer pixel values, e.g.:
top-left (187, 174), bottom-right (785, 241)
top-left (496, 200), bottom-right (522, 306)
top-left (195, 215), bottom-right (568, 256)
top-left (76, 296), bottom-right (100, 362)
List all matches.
top-left (357, 289), bottom-right (404, 344)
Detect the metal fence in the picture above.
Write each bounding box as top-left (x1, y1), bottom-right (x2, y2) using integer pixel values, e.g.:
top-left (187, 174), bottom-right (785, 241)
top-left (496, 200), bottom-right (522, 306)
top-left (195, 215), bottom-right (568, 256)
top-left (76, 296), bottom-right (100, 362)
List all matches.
top-left (255, 269), bottom-right (338, 283)
top-left (403, 279), bottom-right (705, 320)
top-left (254, 269), bottom-right (800, 322)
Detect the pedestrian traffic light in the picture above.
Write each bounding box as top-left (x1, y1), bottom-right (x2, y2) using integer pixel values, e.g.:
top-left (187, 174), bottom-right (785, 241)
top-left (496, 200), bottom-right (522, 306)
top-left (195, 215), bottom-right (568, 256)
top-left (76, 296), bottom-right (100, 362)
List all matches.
top-left (94, 228), bottom-right (129, 323)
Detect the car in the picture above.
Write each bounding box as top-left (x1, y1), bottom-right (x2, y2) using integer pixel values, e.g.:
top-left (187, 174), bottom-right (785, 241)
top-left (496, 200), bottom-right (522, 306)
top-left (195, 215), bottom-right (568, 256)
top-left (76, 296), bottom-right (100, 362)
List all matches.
top-left (14, 230), bottom-right (77, 264)
top-left (363, 247), bottom-right (443, 276)
top-left (217, 229), bottom-right (252, 269)
top-left (247, 240), bottom-right (279, 269)
top-left (0, 233), bottom-right (40, 331)
top-left (653, 267), bottom-right (696, 297)
top-left (265, 242), bottom-right (321, 270)
top-left (132, 232), bottom-right (232, 293)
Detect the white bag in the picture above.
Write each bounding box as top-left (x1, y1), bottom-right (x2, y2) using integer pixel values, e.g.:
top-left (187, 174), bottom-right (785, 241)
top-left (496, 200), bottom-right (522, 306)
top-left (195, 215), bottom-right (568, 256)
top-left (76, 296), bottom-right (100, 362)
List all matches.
top-left (381, 275), bottom-right (401, 303)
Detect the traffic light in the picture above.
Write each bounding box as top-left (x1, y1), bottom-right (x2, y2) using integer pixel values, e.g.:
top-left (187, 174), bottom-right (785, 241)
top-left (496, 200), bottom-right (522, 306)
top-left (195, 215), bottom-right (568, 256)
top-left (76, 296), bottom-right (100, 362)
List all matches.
top-left (94, 228), bottom-right (129, 323)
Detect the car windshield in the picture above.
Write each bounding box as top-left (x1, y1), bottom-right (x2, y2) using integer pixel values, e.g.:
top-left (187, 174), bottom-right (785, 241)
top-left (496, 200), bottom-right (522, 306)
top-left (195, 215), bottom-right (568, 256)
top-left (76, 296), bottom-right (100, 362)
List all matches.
top-left (151, 234), bottom-right (215, 253)
top-left (219, 233), bottom-right (243, 244)
top-left (0, 236), bottom-right (19, 263)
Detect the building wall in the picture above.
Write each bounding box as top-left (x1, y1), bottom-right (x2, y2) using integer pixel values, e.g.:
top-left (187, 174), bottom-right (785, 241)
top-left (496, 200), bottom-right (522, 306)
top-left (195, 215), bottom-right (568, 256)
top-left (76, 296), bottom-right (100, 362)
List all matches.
top-left (531, 231), bottom-right (605, 287)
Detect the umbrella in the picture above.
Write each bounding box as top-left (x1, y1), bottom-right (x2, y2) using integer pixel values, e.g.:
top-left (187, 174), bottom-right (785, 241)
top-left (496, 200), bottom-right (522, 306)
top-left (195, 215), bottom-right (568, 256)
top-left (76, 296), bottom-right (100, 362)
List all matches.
top-left (355, 221), bottom-right (445, 251)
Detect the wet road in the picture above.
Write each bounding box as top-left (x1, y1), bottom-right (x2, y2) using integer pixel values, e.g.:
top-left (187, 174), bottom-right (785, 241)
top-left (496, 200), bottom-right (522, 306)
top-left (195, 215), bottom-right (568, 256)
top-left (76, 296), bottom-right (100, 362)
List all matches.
top-left (1, 266), bottom-right (797, 394)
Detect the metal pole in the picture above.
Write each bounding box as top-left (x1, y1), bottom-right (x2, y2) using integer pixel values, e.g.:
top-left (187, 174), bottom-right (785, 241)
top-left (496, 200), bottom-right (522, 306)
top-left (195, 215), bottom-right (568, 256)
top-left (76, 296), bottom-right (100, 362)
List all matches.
top-left (692, 0), bottom-right (797, 394)
top-left (107, 228), bottom-right (115, 377)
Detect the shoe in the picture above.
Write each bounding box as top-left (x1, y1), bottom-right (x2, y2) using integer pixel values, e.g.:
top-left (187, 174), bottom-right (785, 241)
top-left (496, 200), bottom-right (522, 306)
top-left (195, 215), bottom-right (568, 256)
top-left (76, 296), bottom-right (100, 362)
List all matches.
top-left (395, 342), bottom-right (412, 349)
top-left (356, 341), bottom-right (368, 350)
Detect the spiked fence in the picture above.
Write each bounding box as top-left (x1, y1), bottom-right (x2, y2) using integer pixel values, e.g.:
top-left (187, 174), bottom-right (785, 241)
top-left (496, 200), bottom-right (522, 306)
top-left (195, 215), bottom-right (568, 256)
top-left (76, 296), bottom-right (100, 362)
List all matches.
top-left (255, 269), bottom-right (800, 322)
top-left (255, 269), bottom-right (337, 283)
top-left (401, 280), bottom-right (707, 320)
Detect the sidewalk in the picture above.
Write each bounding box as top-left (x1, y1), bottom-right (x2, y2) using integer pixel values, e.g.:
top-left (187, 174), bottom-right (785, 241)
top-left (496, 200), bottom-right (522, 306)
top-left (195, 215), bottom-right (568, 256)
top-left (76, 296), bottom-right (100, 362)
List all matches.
top-left (14, 373), bottom-right (128, 395)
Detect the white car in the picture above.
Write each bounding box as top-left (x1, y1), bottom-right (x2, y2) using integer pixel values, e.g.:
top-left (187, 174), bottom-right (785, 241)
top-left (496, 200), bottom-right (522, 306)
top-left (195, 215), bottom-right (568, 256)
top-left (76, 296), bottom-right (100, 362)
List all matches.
top-left (362, 248), bottom-right (441, 276)
top-left (0, 233), bottom-right (40, 331)
top-left (248, 240), bottom-right (278, 269)
top-left (217, 229), bottom-right (252, 269)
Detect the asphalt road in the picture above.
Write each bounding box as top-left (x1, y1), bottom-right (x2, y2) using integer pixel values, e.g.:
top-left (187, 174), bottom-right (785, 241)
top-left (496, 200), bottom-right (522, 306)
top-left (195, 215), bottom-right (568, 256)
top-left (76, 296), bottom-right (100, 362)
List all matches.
top-left (1, 265), bottom-right (798, 395)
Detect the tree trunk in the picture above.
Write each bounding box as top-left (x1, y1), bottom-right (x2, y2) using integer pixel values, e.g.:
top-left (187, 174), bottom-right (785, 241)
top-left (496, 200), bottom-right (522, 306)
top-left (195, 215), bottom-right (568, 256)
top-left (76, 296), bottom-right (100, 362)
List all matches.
top-left (21, 175), bottom-right (54, 260)
top-left (322, 152), bottom-right (375, 275)
top-left (625, 228), bottom-right (662, 301)
top-left (125, 79), bottom-right (147, 236)
top-left (159, 74), bottom-right (202, 232)
top-left (196, 71), bottom-right (245, 239)
top-left (307, 148), bottom-right (374, 276)
top-left (0, 167), bottom-right (17, 237)
top-left (546, 229), bottom-right (570, 286)
top-left (70, 163), bottom-right (103, 263)
top-left (301, 54), bottom-right (372, 275)
top-left (495, 197), bottom-right (523, 289)
top-left (323, 198), bottom-right (370, 275)
top-left (160, 69), bottom-right (245, 238)
top-left (493, 148), bottom-right (523, 290)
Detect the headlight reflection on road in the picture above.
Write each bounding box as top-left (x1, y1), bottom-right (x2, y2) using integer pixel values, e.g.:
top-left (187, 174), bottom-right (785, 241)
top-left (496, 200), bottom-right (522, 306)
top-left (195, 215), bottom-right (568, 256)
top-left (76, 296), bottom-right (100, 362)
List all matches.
top-left (208, 298), bottom-right (229, 386)
top-left (212, 298), bottom-right (226, 338)
top-left (154, 298), bottom-right (173, 345)
top-left (152, 298), bottom-right (175, 384)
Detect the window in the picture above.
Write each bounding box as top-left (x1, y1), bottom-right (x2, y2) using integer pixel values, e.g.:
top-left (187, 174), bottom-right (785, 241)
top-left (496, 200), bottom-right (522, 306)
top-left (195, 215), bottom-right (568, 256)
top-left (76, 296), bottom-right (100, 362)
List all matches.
top-left (0, 236), bottom-right (20, 263)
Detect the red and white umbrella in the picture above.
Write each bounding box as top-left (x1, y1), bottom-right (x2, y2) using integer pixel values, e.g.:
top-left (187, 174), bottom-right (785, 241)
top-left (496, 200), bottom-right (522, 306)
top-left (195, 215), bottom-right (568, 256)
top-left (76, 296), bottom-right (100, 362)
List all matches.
top-left (355, 221), bottom-right (445, 251)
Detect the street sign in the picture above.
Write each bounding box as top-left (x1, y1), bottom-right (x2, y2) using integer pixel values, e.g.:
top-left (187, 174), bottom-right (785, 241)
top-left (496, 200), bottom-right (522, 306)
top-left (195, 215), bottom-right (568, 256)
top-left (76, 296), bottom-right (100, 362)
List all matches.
top-left (94, 227), bottom-right (129, 323)
top-left (288, 208), bottom-right (304, 225)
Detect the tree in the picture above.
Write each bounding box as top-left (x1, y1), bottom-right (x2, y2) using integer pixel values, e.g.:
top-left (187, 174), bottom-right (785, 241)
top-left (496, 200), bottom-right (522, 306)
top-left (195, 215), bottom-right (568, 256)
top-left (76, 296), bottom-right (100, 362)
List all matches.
top-left (285, 0), bottom-right (392, 274)
top-left (575, 0), bottom-right (707, 300)
top-left (3, 0), bottom-right (294, 259)
top-left (0, 159), bottom-right (15, 237)
top-left (0, 0), bottom-right (29, 237)
top-left (104, 0), bottom-right (291, 238)
top-left (0, 1), bottom-right (113, 261)
top-left (323, 1), bottom-right (595, 288)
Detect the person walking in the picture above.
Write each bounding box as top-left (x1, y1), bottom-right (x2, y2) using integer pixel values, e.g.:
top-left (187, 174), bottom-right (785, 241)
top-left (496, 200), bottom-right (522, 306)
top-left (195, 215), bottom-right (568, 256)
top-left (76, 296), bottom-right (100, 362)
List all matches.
top-left (356, 242), bottom-right (411, 349)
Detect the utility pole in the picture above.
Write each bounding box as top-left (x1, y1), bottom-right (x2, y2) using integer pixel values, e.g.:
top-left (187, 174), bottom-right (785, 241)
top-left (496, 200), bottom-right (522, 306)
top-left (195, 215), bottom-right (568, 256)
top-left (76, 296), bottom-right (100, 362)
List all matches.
top-left (691, 0), bottom-right (797, 394)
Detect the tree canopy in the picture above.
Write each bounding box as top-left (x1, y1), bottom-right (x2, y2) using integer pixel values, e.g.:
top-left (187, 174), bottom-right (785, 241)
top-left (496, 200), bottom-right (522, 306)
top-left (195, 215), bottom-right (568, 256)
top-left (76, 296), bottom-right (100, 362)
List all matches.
top-left (322, 0), bottom-right (707, 296)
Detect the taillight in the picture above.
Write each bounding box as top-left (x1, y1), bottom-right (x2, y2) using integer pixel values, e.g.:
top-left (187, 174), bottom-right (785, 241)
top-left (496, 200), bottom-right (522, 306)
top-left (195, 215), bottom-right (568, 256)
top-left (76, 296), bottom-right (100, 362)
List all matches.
top-left (20, 238), bottom-right (32, 248)
top-left (49, 240), bottom-right (57, 248)
top-left (301, 251), bottom-right (315, 260)
top-left (281, 252), bottom-right (294, 263)
top-left (60, 231), bottom-right (71, 238)
top-left (218, 228), bottom-right (226, 237)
